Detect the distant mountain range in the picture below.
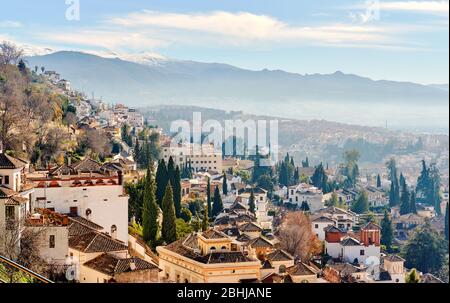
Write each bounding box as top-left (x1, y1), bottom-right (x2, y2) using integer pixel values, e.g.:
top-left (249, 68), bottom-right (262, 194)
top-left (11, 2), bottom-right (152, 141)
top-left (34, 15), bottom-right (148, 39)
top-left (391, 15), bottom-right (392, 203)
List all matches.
top-left (25, 51), bottom-right (448, 108)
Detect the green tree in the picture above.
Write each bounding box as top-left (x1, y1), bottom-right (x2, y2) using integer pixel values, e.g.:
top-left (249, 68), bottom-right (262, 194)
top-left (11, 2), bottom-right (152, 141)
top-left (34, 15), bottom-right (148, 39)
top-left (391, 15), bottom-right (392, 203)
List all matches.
top-left (173, 165), bottom-right (182, 218)
top-left (162, 182), bottom-right (177, 244)
top-left (376, 174), bottom-right (382, 188)
top-left (445, 202), bottom-right (449, 241)
top-left (300, 201), bottom-right (310, 212)
top-left (180, 207), bottom-right (192, 223)
top-left (222, 173), bottom-right (228, 196)
top-left (176, 218), bottom-right (193, 239)
top-left (257, 174), bottom-right (274, 193)
top-left (410, 191), bottom-right (417, 214)
top-left (248, 189), bottom-right (256, 214)
top-left (380, 210), bottom-right (394, 251)
top-left (134, 139), bottom-right (141, 166)
top-left (341, 150), bottom-right (360, 187)
top-left (212, 186), bottom-right (223, 217)
top-left (207, 178), bottom-right (212, 217)
top-left (386, 158), bottom-right (400, 206)
top-left (155, 159), bottom-right (168, 207)
top-left (325, 192), bottom-right (339, 207)
top-left (400, 180), bottom-right (410, 215)
top-left (142, 162), bottom-right (158, 245)
top-left (402, 221), bottom-right (447, 274)
top-left (352, 190), bottom-right (369, 214)
top-left (202, 203), bottom-right (209, 231)
top-left (405, 269), bottom-right (420, 283)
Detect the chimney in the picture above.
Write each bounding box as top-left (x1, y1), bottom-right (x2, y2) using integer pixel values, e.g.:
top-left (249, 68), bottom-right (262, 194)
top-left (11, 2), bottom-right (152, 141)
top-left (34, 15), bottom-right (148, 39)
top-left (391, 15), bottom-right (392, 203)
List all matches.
top-left (0, 140), bottom-right (3, 154)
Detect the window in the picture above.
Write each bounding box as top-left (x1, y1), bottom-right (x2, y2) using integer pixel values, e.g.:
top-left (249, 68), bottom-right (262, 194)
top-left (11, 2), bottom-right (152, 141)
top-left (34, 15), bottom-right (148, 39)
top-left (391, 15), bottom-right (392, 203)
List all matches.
top-left (5, 206), bottom-right (15, 230)
top-left (49, 235), bottom-right (55, 248)
top-left (360, 250), bottom-right (365, 256)
top-left (111, 225), bottom-right (117, 238)
top-left (70, 207), bottom-right (78, 216)
top-left (315, 224), bottom-right (319, 229)
top-left (4, 175), bottom-right (9, 185)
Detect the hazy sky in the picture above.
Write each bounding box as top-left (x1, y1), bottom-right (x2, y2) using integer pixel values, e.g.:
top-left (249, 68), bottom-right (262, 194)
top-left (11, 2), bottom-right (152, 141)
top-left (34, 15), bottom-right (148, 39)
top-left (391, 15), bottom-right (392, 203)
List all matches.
top-left (0, 0), bottom-right (448, 84)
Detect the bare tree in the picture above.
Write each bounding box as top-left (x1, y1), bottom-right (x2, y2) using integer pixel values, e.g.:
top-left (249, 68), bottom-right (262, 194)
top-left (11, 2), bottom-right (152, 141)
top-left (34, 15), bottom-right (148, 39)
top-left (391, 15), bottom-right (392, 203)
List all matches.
top-left (278, 212), bottom-right (320, 261)
top-left (0, 41), bottom-right (23, 65)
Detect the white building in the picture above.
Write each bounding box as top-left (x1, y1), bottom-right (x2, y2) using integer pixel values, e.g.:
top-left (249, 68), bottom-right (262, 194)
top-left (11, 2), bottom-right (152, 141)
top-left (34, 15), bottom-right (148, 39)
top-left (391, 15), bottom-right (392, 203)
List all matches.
top-left (28, 158), bottom-right (129, 243)
top-left (162, 143), bottom-right (223, 173)
top-left (285, 183), bottom-right (324, 213)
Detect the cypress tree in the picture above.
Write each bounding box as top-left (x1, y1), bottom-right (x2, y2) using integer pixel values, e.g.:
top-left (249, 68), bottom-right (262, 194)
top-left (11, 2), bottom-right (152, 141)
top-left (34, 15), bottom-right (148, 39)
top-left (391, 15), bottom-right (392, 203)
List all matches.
top-left (142, 161), bottom-right (158, 245)
top-left (212, 186), bottom-right (223, 217)
top-left (202, 202), bottom-right (209, 232)
top-left (207, 178), bottom-right (212, 217)
top-left (134, 139), bottom-right (140, 165)
top-left (445, 202), bottom-right (449, 241)
top-left (155, 159), bottom-right (168, 207)
top-left (352, 191), bottom-right (369, 214)
top-left (400, 181), bottom-right (410, 215)
top-left (377, 174), bottom-right (382, 188)
top-left (248, 189), bottom-right (256, 214)
top-left (293, 167), bottom-right (300, 184)
top-left (380, 210), bottom-right (394, 251)
top-left (222, 173), bottom-right (228, 196)
top-left (167, 156), bottom-right (176, 186)
top-left (162, 182), bottom-right (177, 244)
top-left (173, 165), bottom-right (182, 218)
top-left (410, 191), bottom-right (417, 214)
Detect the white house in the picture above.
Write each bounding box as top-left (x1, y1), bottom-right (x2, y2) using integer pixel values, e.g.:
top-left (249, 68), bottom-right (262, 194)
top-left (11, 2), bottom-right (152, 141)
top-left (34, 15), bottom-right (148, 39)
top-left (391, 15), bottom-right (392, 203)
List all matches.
top-left (285, 183), bottom-right (324, 213)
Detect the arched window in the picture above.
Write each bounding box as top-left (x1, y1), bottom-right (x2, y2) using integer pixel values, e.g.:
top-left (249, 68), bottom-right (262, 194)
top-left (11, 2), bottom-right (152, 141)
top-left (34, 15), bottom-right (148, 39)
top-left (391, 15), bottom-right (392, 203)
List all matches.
top-left (210, 246), bottom-right (216, 252)
top-left (85, 209), bottom-right (92, 220)
top-left (111, 225), bottom-right (117, 238)
top-left (221, 246), bottom-right (227, 250)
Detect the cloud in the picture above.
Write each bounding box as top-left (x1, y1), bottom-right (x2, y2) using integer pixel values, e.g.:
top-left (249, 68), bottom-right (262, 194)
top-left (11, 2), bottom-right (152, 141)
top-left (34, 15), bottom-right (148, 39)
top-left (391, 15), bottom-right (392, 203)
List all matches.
top-left (0, 20), bottom-right (22, 28)
top-left (352, 1), bottom-right (449, 16)
top-left (379, 1), bottom-right (449, 14)
top-left (41, 30), bottom-right (169, 51)
top-left (107, 10), bottom-right (392, 45)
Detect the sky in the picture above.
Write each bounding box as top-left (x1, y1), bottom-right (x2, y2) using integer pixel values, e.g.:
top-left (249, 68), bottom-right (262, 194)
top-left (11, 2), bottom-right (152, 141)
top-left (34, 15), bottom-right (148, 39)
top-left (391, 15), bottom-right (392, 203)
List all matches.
top-left (0, 0), bottom-right (448, 84)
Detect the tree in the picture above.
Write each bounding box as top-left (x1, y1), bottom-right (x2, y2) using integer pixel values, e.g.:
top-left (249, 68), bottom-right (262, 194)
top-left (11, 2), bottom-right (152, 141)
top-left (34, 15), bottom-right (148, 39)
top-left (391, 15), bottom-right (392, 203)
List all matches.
top-left (162, 182), bottom-right (177, 244)
top-left (405, 269), bottom-right (420, 283)
top-left (386, 158), bottom-right (400, 206)
top-left (352, 191), bottom-right (369, 214)
top-left (142, 162), bottom-right (158, 245)
top-left (445, 202), bottom-right (449, 241)
top-left (173, 165), bottom-right (182, 218)
top-left (325, 192), bottom-right (339, 207)
top-left (416, 160), bottom-right (430, 203)
top-left (410, 191), bottom-right (417, 214)
top-left (312, 163), bottom-right (327, 190)
top-left (257, 174), bottom-right (274, 193)
top-left (222, 173), bottom-right (228, 196)
top-left (202, 202), bottom-right (209, 232)
top-left (155, 159), bottom-right (168, 207)
top-left (380, 210), bottom-right (394, 251)
top-left (376, 174), bottom-right (382, 188)
top-left (400, 180), bottom-right (410, 215)
top-left (17, 59), bottom-right (27, 74)
top-left (0, 41), bottom-right (24, 65)
top-left (278, 212), bottom-right (316, 261)
top-left (302, 157), bottom-right (309, 168)
top-left (206, 178), bottom-right (212, 217)
top-left (402, 221), bottom-right (447, 274)
top-left (248, 189), bottom-right (256, 214)
top-left (212, 186), bottom-right (223, 217)
top-left (300, 201), bottom-right (310, 212)
top-left (180, 207), bottom-right (192, 223)
top-left (134, 139), bottom-right (140, 165)
top-left (341, 150), bottom-right (360, 187)
top-left (176, 218), bottom-right (193, 239)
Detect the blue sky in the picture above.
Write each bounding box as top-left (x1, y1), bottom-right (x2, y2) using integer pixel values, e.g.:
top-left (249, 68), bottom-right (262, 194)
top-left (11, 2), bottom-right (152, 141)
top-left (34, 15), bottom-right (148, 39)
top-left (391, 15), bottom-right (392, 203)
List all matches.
top-left (0, 0), bottom-right (448, 84)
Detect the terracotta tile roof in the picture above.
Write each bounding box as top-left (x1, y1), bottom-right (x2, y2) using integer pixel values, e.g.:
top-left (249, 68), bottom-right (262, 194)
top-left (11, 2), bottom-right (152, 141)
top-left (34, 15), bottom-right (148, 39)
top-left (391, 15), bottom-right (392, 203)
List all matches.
top-left (1, 195), bottom-right (28, 205)
top-left (83, 253), bottom-right (158, 276)
top-left (361, 221), bottom-right (381, 231)
top-left (163, 232), bottom-right (258, 264)
top-left (287, 262), bottom-right (318, 276)
top-left (69, 217), bottom-right (104, 231)
top-left (69, 232), bottom-right (127, 253)
top-left (0, 186), bottom-right (18, 198)
top-left (247, 237), bottom-right (274, 248)
top-left (383, 255), bottom-right (405, 262)
top-left (201, 229), bottom-right (228, 240)
top-left (267, 249), bottom-right (294, 262)
top-left (0, 153), bottom-right (25, 169)
top-left (239, 222), bottom-right (262, 232)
